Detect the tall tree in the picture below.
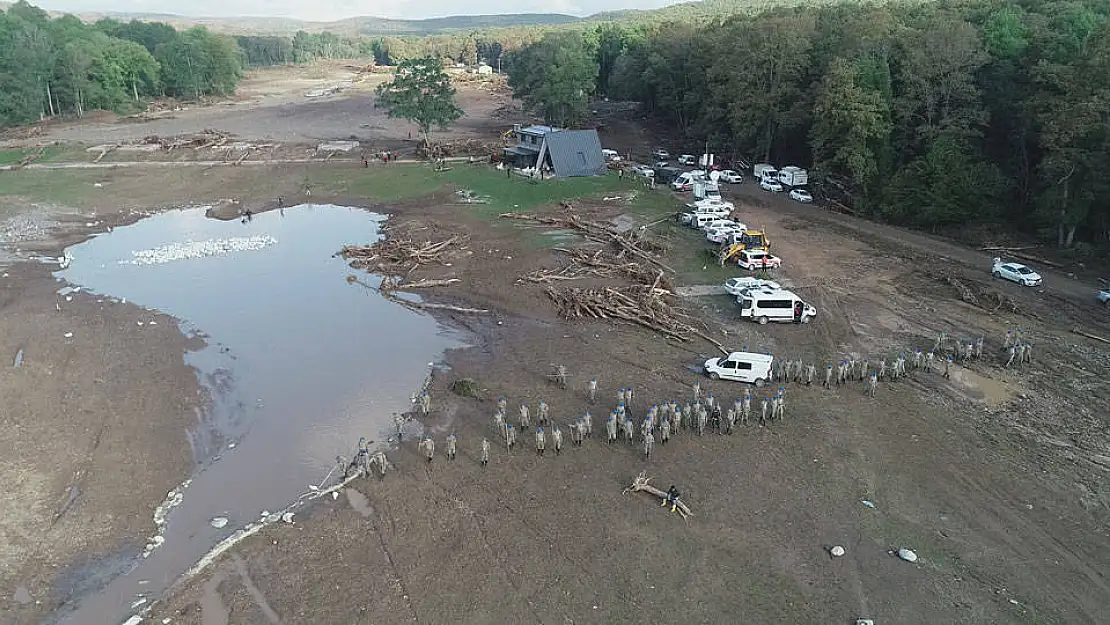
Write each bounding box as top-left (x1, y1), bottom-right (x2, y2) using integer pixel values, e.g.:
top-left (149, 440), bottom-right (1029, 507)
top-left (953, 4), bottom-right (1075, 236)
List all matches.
top-left (506, 32), bottom-right (598, 127)
top-left (374, 57), bottom-right (463, 145)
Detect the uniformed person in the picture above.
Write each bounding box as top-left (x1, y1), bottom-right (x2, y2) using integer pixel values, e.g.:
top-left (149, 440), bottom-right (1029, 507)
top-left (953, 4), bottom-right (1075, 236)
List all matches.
top-left (588, 377), bottom-right (598, 403)
top-left (697, 406), bottom-right (707, 435)
top-left (824, 365), bottom-right (833, 389)
top-left (724, 409), bottom-right (735, 434)
top-left (519, 402), bottom-right (530, 429)
top-left (446, 433), bottom-right (457, 460)
top-left (741, 392), bottom-right (752, 425)
top-left (944, 355), bottom-right (952, 379)
top-left (394, 414), bottom-right (406, 441)
top-left (420, 391), bottom-right (431, 416)
top-left (583, 411), bottom-right (593, 438)
top-left (538, 400), bottom-right (549, 425)
top-left (606, 414), bottom-right (618, 444)
top-left (661, 416), bottom-right (671, 443)
top-left (506, 423), bottom-right (516, 450)
top-left (480, 438), bottom-right (490, 466)
top-left (692, 380), bottom-right (701, 403)
top-left (643, 431), bottom-right (654, 459)
top-left (369, 450), bottom-right (391, 479)
top-left (867, 372), bottom-right (878, 398)
top-left (494, 410), bottom-right (506, 439)
top-left (760, 397), bottom-right (770, 425)
top-left (419, 435), bottom-right (435, 462)
top-left (535, 427), bottom-right (546, 455)
top-left (806, 363), bottom-right (816, 386)
top-left (554, 364), bottom-right (568, 389)
top-left (552, 425), bottom-right (564, 455)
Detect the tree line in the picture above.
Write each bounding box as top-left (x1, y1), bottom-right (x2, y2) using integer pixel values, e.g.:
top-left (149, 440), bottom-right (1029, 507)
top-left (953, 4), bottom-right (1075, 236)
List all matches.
top-left (0, 1), bottom-right (242, 126)
top-left (508, 0), bottom-right (1110, 248)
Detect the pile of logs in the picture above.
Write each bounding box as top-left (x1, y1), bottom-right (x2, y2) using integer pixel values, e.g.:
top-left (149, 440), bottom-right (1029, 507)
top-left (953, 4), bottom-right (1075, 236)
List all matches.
top-left (421, 139), bottom-right (503, 159)
top-left (138, 128), bottom-right (233, 151)
top-left (545, 285), bottom-right (724, 352)
top-left (522, 247), bottom-right (670, 287)
top-left (340, 236), bottom-right (465, 273)
top-left (500, 212), bottom-right (672, 274)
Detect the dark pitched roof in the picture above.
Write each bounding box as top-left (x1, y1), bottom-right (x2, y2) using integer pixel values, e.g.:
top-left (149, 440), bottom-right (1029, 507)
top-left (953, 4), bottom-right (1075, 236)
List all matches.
top-left (543, 130), bottom-right (606, 177)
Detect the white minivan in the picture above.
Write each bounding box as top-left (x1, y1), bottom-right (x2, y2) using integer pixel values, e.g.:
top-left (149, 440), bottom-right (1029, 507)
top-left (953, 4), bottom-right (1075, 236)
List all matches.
top-left (703, 351), bottom-right (773, 386)
top-left (739, 290), bottom-right (817, 325)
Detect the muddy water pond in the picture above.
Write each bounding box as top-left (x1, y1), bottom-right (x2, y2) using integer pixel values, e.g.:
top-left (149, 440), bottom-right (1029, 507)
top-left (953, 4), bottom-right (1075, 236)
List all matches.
top-left (55, 205), bottom-right (462, 624)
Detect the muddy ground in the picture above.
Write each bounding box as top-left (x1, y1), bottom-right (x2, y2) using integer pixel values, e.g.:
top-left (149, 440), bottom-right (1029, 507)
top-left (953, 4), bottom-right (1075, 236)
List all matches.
top-left (1, 64), bottom-right (1108, 625)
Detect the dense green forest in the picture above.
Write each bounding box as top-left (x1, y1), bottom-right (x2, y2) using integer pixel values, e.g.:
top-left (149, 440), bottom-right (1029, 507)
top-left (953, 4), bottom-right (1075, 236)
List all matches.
top-left (505, 0), bottom-right (1110, 247)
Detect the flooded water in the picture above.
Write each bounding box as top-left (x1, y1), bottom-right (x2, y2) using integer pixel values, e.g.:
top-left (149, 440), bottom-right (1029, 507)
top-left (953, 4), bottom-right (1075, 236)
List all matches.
top-left (54, 205), bottom-right (462, 625)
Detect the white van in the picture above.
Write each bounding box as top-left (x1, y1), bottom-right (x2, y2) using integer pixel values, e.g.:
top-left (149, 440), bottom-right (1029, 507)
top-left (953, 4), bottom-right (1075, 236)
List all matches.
top-left (601, 149), bottom-right (621, 162)
top-left (690, 213), bottom-right (732, 229)
top-left (703, 351), bottom-right (773, 386)
top-left (739, 290), bottom-right (817, 325)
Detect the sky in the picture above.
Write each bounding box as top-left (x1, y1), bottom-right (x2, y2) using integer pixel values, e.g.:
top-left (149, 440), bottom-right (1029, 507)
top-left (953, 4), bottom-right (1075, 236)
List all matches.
top-left (31, 0), bottom-right (679, 20)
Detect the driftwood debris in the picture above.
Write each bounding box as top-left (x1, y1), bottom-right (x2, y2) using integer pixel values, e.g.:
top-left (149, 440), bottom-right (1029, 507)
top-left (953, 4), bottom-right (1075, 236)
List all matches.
top-left (345, 275), bottom-right (487, 314)
top-left (1072, 327), bottom-right (1110, 345)
top-left (500, 212), bottom-right (673, 274)
top-left (522, 248), bottom-right (669, 287)
top-left (340, 236), bottom-right (465, 273)
top-left (622, 471), bottom-right (692, 520)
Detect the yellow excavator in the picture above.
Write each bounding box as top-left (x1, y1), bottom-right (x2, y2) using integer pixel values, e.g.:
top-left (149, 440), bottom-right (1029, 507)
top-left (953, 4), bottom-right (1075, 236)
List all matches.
top-left (718, 230), bottom-right (771, 266)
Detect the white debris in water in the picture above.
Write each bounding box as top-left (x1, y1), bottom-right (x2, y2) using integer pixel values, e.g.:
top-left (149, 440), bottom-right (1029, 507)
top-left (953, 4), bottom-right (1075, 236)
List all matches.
top-left (210, 517), bottom-right (229, 529)
top-left (121, 236), bottom-right (278, 266)
top-left (130, 597), bottom-right (147, 609)
top-left (122, 616), bottom-right (143, 625)
top-left (144, 479), bottom-right (191, 557)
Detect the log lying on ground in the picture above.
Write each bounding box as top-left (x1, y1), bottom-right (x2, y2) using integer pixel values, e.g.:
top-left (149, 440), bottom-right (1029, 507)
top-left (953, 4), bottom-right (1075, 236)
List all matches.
top-left (622, 471), bottom-right (692, 520)
top-left (346, 275), bottom-right (488, 314)
top-left (500, 212), bottom-right (673, 274)
top-left (1072, 327), bottom-right (1110, 345)
top-left (340, 236), bottom-right (466, 272)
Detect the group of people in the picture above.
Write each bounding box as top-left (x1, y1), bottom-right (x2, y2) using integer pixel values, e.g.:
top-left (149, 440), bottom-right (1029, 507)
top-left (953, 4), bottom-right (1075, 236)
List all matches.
top-left (340, 329), bottom-right (1034, 490)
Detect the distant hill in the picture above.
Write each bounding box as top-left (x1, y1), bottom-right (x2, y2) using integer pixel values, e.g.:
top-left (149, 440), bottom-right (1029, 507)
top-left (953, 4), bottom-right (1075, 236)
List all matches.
top-left (48, 9), bottom-right (583, 36)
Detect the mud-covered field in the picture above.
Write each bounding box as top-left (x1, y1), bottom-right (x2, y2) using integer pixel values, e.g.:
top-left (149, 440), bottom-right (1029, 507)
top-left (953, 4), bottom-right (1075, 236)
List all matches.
top-left (1, 65), bottom-right (1108, 625)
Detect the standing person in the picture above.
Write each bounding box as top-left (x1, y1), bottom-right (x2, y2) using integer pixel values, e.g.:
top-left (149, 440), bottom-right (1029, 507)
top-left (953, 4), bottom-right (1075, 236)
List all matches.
top-left (867, 372), bottom-right (878, 398)
top-left (519, 402), bottom-right (530, 429)
top-left (587, 377), bottom-right (598, 403)
top-left (535, 427), bottom-right (546, 456)
top-left (446, 433), bottom-right (457, 460)
top-left (583, 411), bottom-right (593, 438)
top-left (480, 438), bottom-right (490, 466)
top-left (394, 413), bottom-right (406, 441)
top-left (552, 425), bottom-right (564, 455)
top-left (692, 380), bottom-right (701, 403)
top-left (606, 414), bottom-right (618, 444)
top-left (538, 400), bottom-right (549, 426)
top-left (643, 431), bottom-right (654, 459)
top-left (506, 424), bottom-right (516, 450)
top-left (660, 416), bottom-right (671, 444)
top-left (419, 435), bottom-right (435, 463)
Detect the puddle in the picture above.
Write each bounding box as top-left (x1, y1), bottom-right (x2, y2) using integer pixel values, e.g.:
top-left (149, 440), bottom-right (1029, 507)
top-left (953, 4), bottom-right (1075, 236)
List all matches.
top-left (53, 205), bottom-right (463, 624)
top-left (950, 366), bottom-right (1014, 405)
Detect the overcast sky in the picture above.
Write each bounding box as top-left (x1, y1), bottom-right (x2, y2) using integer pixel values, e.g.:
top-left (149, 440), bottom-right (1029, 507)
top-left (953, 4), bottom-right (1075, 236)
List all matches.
top-left (32, 0), bottom-right (679, 20)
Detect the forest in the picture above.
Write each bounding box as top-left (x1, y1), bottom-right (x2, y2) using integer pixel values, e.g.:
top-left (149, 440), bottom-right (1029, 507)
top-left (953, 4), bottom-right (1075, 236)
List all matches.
top-left (1, 0), bottom-right (1107, 246)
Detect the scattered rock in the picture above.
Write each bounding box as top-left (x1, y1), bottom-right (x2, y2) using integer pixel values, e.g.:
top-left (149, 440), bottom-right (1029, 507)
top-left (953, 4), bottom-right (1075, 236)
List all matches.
top-left (830, 545), bottom-right (846, 557)
top-left (897, 548), bottom-right (918, 562)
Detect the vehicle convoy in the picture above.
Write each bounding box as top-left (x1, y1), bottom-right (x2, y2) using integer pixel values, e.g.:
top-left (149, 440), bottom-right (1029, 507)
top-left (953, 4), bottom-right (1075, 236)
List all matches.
top-left (703, 351), bottom-right (773, 386)
top-left (992, 258), bottom-right (1043, 287)
top-left (739, 290), bottom-right (817, 325)
top-left (724, 277), bottom-right (781, 296)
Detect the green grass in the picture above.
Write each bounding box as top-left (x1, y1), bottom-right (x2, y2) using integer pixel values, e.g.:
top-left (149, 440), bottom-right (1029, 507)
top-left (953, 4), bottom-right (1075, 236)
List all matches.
top-left (0, 144), bottom-right (71, 166)
top-left (308, 162), bottom-right (629, 215)
top-left (0, 169), bottom-right (105, 206)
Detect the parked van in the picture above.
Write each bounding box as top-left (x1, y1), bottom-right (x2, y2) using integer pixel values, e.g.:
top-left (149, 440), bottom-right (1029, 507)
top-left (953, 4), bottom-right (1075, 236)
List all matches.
top-left (690, 213), bottom-right (734, 229)
top-left (753, 163), bottom-right (776, 180)
top-left (601, 149), bottom-right (622, 162)
top-left (738, 290), bottom-right (817, 325)
top-left (778, 166), bottom-right (808, 187)
top-left (703, 351), bottom-right (773, 386)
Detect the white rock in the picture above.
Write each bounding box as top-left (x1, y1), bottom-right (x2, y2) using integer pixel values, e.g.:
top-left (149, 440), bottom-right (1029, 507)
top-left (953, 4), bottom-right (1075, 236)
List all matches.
top-left (332, 492), bottom-right (339, 500)
top-left (210, 517), bottom-right (229, 529)
top-left (897, 548), bottom-right (918, 562)
top-left (130, 597), bottom-right (147, 608)
top-left (830, 545), bottom-right (846, 557)
top-left (63, 332), bottom-right (73, 338)
top-left (281, 512), bottom-right (295, 524)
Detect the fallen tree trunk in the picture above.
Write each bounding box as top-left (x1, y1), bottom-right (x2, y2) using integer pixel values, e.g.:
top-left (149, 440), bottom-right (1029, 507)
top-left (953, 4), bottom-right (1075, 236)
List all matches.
top-left (1072, 327), bottom-right (1110, 345)
top-left (622, 471), bottom-right (692, 520)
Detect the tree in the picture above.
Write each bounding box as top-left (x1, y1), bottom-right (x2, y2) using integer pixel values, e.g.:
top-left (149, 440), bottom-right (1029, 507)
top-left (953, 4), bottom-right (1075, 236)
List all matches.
top-left (811, 57), bottom-right (892, 208)
top-left (374, 57), bottom-right (463, 145)
top-left (506, 32), bottom-right (598, 127)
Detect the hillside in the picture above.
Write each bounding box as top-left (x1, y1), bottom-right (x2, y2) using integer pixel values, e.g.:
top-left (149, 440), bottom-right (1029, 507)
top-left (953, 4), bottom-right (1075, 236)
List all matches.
top-left (30, 8), bottom-right (584, 36)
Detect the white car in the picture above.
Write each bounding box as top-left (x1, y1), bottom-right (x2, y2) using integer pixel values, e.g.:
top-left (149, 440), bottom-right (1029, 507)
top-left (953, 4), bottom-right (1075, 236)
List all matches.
top-left (602, 149), bottom-right (622, 162)
top-left (631, 165), bottom-right (654, 178)
top-left (736, 249), bottom-right (782, 270)
top-left (789, 188), bottom-right (812, 203)
top-left (706, 225), bottom-right (747, 243)
top-left (718, 170), bottom-right (743, 184)
top-left (992, 259), bottom-right (1042, 287)
top-left (703, 351), bottom-right (773, 386)
top-left (686, 198), bottom-right (734, 211)
top-left (678, 154), bottom-right (697, 165)
top-left (652, 148), bottom-right (670, 161)
top-left (700, 219), bottom-right (740, 232)
top-left (724, 277), bottom-right (781, 296)
top-left (760, 179), bottom-right (784, 192)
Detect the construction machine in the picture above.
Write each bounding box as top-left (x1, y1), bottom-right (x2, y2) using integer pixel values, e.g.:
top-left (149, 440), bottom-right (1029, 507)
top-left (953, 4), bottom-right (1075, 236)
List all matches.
top-left (718, 230), bottom-right (771, 266)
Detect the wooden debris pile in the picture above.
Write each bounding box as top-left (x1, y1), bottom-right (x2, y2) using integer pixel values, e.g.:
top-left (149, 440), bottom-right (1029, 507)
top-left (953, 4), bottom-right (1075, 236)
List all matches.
top-left (500, 212), bottom-right (671, 273)
top-left (523, 247), bottom-right (668, 287)
top-left (340, 236), bottom-right (466, 274)
top-left (137, 129), bottom-right (233, 151)
top-left (545, 285), bottom-right (724, 352)
top-left (421, 139), bottom-right (503, 159)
